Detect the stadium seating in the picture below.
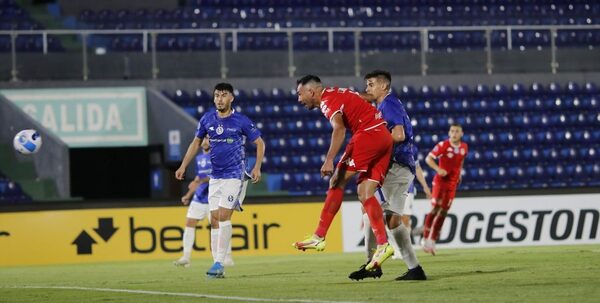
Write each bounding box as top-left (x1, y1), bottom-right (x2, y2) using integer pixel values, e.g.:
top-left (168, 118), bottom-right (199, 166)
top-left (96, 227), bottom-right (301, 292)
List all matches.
top-left (162, 81), bottom-right (599, 195)
top-left (0, 170), bottom-right (31, 203)
top-left (66, 1), bottom-right (600, 51)
top-left (0, 0), bottom-right (63, 52)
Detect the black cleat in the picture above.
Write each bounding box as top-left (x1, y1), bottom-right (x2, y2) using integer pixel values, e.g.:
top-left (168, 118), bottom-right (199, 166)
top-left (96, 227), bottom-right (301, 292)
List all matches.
top-left (349, 264), bottom-right (383, 281)
top-left (395, 265), bottom-right (427, 281)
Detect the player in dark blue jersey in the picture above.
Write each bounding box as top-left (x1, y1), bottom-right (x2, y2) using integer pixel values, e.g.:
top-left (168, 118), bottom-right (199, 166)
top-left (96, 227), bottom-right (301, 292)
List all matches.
top-left (350, 70), bottom-right (426, 281)
top-left (174, 138), bottom-right (234, 268)
top-left (176, 83), bottom-right (265, 278)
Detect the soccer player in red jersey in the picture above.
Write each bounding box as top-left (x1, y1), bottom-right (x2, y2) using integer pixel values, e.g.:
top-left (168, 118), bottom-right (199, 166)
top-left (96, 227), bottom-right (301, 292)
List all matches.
top-left (422, 123), bottom-right (468, 255)
top-left (292, 75), bottom-right (395, 271)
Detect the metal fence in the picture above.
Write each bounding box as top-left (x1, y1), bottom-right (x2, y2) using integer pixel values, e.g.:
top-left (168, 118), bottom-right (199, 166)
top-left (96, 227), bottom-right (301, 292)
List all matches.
top-left (1, 24), bottom-right (599, 81)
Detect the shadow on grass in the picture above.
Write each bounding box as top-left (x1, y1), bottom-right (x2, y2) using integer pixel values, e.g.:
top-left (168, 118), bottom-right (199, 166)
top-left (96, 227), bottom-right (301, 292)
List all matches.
top-left (432, 267), bottom-right (519, 280)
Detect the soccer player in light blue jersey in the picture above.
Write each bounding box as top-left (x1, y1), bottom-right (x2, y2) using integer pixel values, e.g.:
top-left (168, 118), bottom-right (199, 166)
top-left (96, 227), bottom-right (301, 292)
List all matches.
top-left (174, 138), bottom-right (234, 268)
top-left (350, 70), bottom-right (427, 281)
top-left (176, 83), bottom-right (265, 278)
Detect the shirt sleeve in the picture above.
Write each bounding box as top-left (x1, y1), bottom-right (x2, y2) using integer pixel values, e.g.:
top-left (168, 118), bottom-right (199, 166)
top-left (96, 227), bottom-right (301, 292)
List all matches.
top-left (320, 89), bottom-right (343, 121)
top-left (429, 141), bottom-right (446, 159)
top-left (195, 114), bottom-right (207, 138)
top-left (241, 115), bottom-right (261, 142)
top-left (382, 99), bottom-right (408, 129)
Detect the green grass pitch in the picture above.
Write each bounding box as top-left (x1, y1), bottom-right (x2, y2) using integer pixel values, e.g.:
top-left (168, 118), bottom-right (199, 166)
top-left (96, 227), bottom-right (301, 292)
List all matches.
top-left (1, 245), bottom-right (599, 303)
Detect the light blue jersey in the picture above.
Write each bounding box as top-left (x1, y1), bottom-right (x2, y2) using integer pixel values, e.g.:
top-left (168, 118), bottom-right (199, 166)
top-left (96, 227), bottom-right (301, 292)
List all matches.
top-left (195, 109), bottom-right (261, 179)
top-left (192, 153), bottom-right (211, 204)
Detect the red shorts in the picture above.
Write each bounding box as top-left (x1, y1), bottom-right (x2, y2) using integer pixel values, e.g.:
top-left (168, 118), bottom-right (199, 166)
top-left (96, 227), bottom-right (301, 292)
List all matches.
top-left (337, 125), bottom-right (392, 185)
top-left (431, 181), bottom-right (457, 211)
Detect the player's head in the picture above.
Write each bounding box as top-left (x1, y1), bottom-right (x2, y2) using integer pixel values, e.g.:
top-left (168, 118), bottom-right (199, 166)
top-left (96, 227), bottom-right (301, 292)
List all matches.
top-left (213, 83), bottom-right (234, 113)
top-left (448, 123), bottom-right (464, 144)
top-left (364, 70), bottom-right (391, 101)
top-left (296, 75), bottom-right (323, 110)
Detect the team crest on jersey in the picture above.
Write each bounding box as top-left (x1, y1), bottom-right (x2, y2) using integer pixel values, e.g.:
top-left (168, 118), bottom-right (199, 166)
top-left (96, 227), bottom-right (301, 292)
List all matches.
top-left (200, 158), bottom-right (207, 166)
top-left (216, 125), bottom-right (224, 135)
top-left (228, 195), bottom-right (234, 202)
top-left (460, 148), bottom-right (466, 155)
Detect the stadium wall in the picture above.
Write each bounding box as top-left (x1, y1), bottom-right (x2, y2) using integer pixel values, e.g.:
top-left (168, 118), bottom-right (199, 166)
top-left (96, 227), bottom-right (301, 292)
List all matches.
top-left (1, 72), bottom-right (599, 94)
top-left (0, 95), bottom-right (70, 199)
top-left (1, 49), bottom-right (598, 81)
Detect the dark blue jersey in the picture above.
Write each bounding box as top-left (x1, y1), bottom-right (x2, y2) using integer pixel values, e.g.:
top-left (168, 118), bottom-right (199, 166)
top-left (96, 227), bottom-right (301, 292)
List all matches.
top-left (192, 153), bottom-right (211, 204)
top-left (377, 94), bottom-right (415, 174)
top-left (195, 109), bottom-right (261, 179)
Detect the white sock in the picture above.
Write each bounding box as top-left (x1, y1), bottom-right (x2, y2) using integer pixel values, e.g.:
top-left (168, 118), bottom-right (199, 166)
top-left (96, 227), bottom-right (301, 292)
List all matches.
top-left (385, 226), bottom-right (402, 258)
top-left (226, 241), bottom-right (233, 261)
top-left (362, 213), bottom-right (376, 261)
top-left (182, 226), bottom-right (195, 260)
top-left (391, 224), bottom-right (420, 269)
top-left (210, 228), bottom-right (219, 262)
top-left (216, 221), bottom-right (232, 263)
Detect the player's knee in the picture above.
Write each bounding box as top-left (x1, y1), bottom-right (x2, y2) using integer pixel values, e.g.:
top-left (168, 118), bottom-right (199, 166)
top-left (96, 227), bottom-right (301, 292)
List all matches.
top-left (185, 218), bottom-right (198, 227)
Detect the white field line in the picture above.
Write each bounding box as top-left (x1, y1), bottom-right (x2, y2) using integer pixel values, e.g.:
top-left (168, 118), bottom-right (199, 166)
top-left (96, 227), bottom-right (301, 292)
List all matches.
top-left (2, 286), bottom-right (364, 303)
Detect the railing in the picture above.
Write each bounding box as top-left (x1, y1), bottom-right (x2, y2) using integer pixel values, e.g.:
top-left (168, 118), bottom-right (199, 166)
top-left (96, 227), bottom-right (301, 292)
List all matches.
top-left (1, 24), bottom-right (599, 81)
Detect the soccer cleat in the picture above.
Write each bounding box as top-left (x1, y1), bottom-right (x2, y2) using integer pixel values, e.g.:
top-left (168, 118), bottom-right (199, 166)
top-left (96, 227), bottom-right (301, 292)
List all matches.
top-left (395, 265), bottom-right (427, 281)
top-left (365, 243), bottom-right (394, 270)
top-left (206, 262), bottom-right (225, 278)
top-left (423, 239), bottom-right (436, 256)
top-left (348, 263), bottom-right (383, 281)
top-left (173, 257), bottom-right (191, 268)
top-left (292, 235), bottom-right (326, 251)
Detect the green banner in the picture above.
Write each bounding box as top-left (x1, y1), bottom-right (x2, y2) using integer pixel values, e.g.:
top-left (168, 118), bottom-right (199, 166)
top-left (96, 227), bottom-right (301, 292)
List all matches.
top-left (1, 87), bottom-right (147, 147)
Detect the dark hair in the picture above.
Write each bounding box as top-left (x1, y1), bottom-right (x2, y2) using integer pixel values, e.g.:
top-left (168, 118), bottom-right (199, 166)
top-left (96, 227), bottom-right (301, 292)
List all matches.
top-left (297, 75), bottom-right (322, 86)
top-left (364, 70), bottom-right (392, 83)
top-left (214, 83), bottom-right (234, 94)
top-left (450, 122), bottom-right (463, 129)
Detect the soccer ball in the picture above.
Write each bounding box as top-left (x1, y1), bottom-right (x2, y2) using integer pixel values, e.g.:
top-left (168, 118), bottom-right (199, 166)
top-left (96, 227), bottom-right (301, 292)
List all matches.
top-left (13, 129), bottom-right (42, 154)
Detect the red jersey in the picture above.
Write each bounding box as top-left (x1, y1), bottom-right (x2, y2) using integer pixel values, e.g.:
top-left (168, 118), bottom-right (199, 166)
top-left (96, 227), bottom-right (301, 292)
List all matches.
top-left (320, 87), bottom-right (386, 134)
top-left (429, 140), bottom-right (468, 187)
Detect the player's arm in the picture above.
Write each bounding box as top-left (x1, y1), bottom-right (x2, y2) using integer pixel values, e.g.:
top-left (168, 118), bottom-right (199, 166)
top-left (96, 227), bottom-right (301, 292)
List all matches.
top-left (415, 163), bottom-right (432, 199)
top-left (358, 92), bottom-right (376, 102)
top-left (181, 176), bottom-right (201, 205)
top-left (426, 153), bottom-right (447, 177)
top-left (250, 137), bottom-right (265, 183)
top-left (390, 125), bottom-right (405, 143)
top-left (175, 136), bottom-right (203, 180)
top-left (322, 113), bottom-right (346, 177)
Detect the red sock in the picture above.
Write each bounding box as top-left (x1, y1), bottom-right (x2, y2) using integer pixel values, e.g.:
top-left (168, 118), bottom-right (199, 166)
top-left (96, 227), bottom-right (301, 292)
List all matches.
top-left (314, 187), bottom-right (344, 238)
top-left (423, 212), bottom-right (435, 239)
top-left (362, 196), bottom-right (387, 245)
top-left (431, 214), bottom-right (447, 241)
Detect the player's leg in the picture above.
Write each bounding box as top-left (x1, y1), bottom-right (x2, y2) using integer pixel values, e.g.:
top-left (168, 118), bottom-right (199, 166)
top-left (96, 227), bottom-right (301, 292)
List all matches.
top-left (423, 182), bottom-right (442, 240)
top-left (430, 188), bottom-right (455, 242)
top-left (208, 179), bottom-right (221, 263)
top-left (348, 204), bottom-right (382, 281)
top-left (402, 191), bottom-right (415, 229)
top-left (293, 165), bottom-right (356, 251)
top-left (175, 202), bottom-right (207, 267)
top-left (209, 210), bottom-right (219, 262)
top-left (208, 177), bottom-right (247, 278)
